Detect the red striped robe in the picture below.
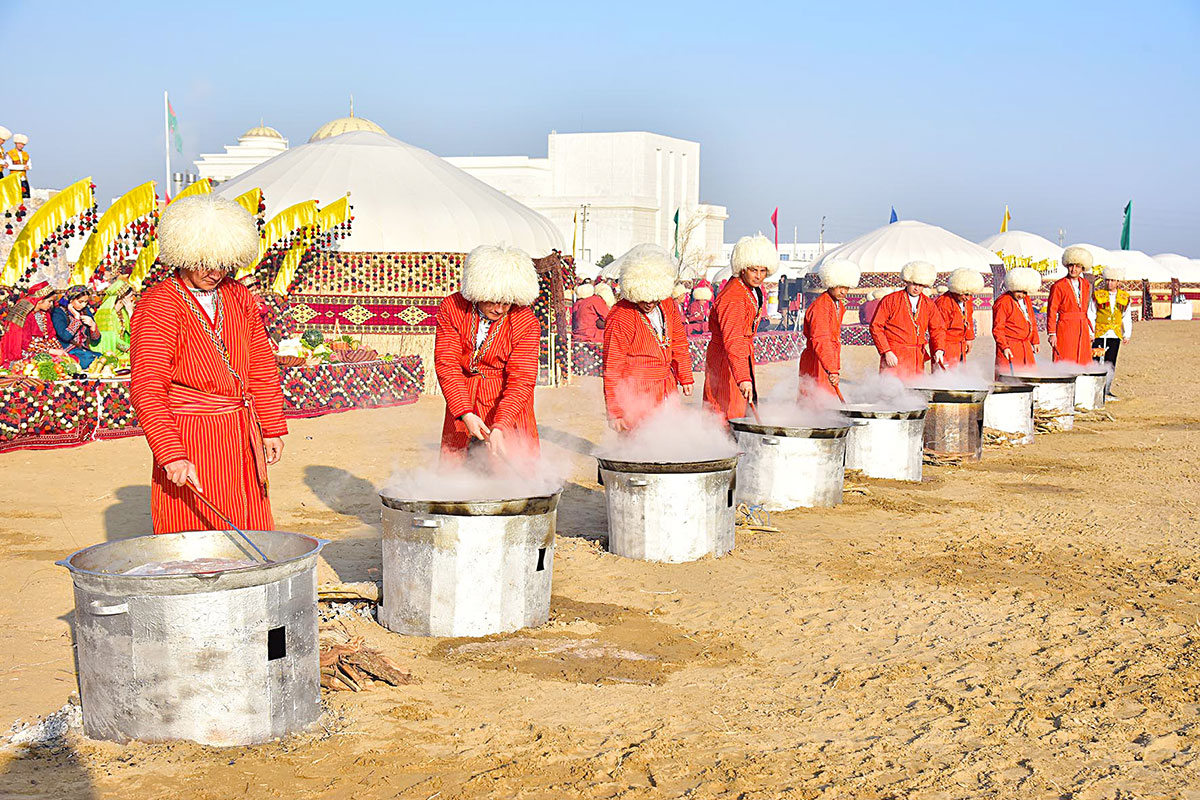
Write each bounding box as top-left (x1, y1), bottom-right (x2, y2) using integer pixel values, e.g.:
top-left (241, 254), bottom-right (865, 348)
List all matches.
top-left (797, 291), bottom-right (844, 395)
top-left (571, 295), bottom-right (608, 343)
top-left (934, 293), bottom-right (975, 366)
top-left (129, 274), bottom-right (287, 534)
top-left (992, 292), bottom-right (1039, 373)
top-left (869, 290), bottom-right (948, 377)
top-left (1046, 276), bottom-right (1093, 365)
top-left (703, 278), bottom-right (760, 420)
top-left (434, 292), bottom-right (540, 457)
top-left (602, 298), bottom-right (693, 426)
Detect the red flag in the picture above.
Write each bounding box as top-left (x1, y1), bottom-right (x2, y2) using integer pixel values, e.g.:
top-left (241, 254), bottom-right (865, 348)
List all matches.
top-left (770, 207), bottom-right (779, 249)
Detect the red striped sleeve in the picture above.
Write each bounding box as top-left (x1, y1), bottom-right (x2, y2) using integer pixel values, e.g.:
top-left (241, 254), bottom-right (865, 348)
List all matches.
top-left (434, 294), bottom-right (474, 420)
top-left (234, 283), bottom-right (288, 437)
top-left (129, 284), bottom-right (188, 466)
top-left (491, 307), bottom-right (540, 430)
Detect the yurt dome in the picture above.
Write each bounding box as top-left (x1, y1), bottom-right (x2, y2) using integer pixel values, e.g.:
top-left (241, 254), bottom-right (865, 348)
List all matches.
top-left (1107, 249), bottom-right (1175, 282)
top-left (808, 220), bottom-right (1003, 276)
top-left (242, 123), bottom-right (285, 141)
top-left (1153, 253), bottom-right (1200, 281)
top-left (214, 130), bottom-right (562, 255)
top-left (308, 115), bottom-right (388, 143)
top-left (979, 231), bottom-right (1064, 264)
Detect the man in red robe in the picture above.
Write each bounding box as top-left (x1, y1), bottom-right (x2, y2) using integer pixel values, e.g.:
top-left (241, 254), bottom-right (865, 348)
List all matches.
top-left (434, 244), bottom-right (541, 460)
top-left (798, 259), bottom-right (859, 396)
top-left (703, 235), bottom-right (776, 420)
top-left (685, 284), bottom-right (713, 336)
top-left (1, 282), bottom-right (58, 363)
top-left (602, 244), bottom-right (694, 429)
top-left (992, 266), bottom-right (1042, 374)
top-left (935, 268), bottom-right (985, 367)
top-left (1047, 246), bottom-right (1094, 365)
top-left (129, 195), bottom-right (287, 534)
top-left (571, 281), bottom-right (609, 343)
top-left (869, 261), bottom-right (948, 377)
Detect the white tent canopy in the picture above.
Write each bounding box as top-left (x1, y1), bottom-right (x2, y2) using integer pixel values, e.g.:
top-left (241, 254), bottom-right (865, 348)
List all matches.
top-left (808, 220), bottom-right (1003, 277)
top-left (1153, 253), bottom-right (1200, 282)
top-left (1106, 249), bottom-right (1175, 282)
top-left (215, 130), bottom-right (562, 255)
top-left (979, 231), bottom-right (1064, 265)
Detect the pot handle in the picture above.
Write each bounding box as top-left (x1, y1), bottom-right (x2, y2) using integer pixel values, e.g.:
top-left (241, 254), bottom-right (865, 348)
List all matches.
top-left (411, 517), bottom-right (441, 528)
top-left (761, 437), bottom-right (780, 445)
top-left (629, 478), bottom-right (650, 487)
top-left (88, 600), bottom-right (129, 617)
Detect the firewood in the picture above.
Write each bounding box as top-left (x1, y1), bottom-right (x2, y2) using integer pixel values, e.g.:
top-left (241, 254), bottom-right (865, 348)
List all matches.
top-left (345, 648), bottom-right (417, 686)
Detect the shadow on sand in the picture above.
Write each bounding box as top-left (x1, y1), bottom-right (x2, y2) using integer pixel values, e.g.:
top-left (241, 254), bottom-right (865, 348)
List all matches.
top-left (303, 465), bottom-right (380, 527)
top-left (103, 485), bottom-right (151, 541)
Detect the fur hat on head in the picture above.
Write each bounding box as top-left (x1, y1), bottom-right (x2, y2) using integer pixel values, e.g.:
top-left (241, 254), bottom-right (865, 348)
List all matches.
top-left (730, 235), bottom-right (780, 276)
top-left (947, 267), bottom-right (985, 295)
top-left (574, 282), bottom-right (595, 299)
top-left (1102, 264), bottom-right (1126, 281)
top-left (1061, 245), bottom-right (1093, 270)
top-left (868, 288), bottom-right (889, 301)
top-left (1005, 266), bottom-right (1042, 294)
top-left (158, 195), bottom-right (260, 272)
top-left (692, 286), bottom-right (713, 301)
top-left (594, 283), bottom-right (616, 307)
top-left (461, 244), bottom-right (539, 306)
top-left (900, 260), bottom-right (937, 286)
top-left (672, 283), bottom-right (688, 299)
top-left (817, 259), bottom-right (860, 290)
top-left (618, 244), bottom-right (678, 304)
top-left (12, 134), bottom-right (27, 145)
top-left (0, 127), bottom-right (10, 140)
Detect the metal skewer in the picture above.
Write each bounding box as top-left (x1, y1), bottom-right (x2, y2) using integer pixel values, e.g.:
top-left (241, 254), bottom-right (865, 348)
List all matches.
top-left (186, 479), bottom-right (272, 563)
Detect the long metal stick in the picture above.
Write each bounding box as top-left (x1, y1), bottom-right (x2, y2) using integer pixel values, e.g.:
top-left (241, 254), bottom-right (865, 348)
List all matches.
top-left (186, 480), bottom-right (272, 563)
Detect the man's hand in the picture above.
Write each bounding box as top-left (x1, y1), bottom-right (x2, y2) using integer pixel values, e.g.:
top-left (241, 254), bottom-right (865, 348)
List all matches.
top-left (1002, 348), bottom-right (1014, 361)
top-left (461, 413), bottom-right (490, 441)
top-left (680, 383), bottom-right (693, 397)
top-left (164, 459), bottom-right (201, 491)
top-left (610, 418), bottom-right (630, 432)
top-left (934, 350), bottom-right (946, 368)
top-left (738, 381), bottom-right (754, 401)
top-left (964, 341), bottom-right (972, 355)
top-left (828, 372), bottom-right (840, 386)
top-left (263, 437), bottom-right (284, 465)
top-left (1048, 333), bottom-right (1057, 345)
top-left (487, 427), bottom-right (506, 457)
top-left (883, 351), bottom-right (899, 368)
top-left (1032, 344), bottom-right (1040, 354)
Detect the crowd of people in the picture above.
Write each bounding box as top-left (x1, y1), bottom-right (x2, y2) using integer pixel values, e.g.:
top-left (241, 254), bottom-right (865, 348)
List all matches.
top-left (0, 127), bottom-right (32, 198)
top-left (0, 280), bottom-right (131, 367)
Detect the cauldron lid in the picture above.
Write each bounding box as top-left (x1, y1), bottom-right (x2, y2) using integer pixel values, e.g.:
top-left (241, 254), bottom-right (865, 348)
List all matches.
top-left (729, 418), bottom-right (853, 437)
top-left (380, 491), bottom-right (561, 516)
top-left (596, 455), bottom-right (739, 474)
top-left (840, 404), bottom-right (927, 420)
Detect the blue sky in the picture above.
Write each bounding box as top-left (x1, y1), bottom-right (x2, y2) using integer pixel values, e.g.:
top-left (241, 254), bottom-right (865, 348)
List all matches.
top-left (8, 0), bottom-right (1199, 254)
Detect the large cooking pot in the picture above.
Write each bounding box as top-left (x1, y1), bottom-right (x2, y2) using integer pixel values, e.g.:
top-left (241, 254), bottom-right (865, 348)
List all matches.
top-left (730, 418), bottom-right (852, 507)
top-left (912, 387), bottom-right (990, 461)
top-left (1074, 365), bottom-right (1108, 411)
top-left (840, 405), bottom-right (926, 482)
top-left (984, 382), bottom-right (1035, 444)
top-left (1002, 374), bottom-right (1076, 431)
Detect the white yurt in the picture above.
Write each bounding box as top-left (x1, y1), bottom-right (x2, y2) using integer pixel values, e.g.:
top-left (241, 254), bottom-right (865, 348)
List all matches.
top-left (808, 220), bottom-right (1003, 278)
top-left (1106, 249), bottom-right (1174, 282)
top-left (979, 231), bottom-right (1066, 278)
top-left (1153, 253), bottom-right (1200, 282)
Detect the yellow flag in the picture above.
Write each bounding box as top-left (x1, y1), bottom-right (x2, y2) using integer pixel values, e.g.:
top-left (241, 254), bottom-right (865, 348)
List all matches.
top-left (1000, 206), bottom-right (1011, 233)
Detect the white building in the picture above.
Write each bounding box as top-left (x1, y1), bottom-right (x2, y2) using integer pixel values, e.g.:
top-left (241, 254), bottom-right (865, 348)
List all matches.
top-left (194, 123), bottom-right (289, 184)
top-left (721, 241), bottom-right (841, 269)
top-left (445, 131), bottom-right (728, 271)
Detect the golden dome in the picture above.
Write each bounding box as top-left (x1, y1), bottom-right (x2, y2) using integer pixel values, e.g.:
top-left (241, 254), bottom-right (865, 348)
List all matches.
top-left (308, 115), bottom-right (387, 143)
top-left (242, 123), bottom-right (284, 140)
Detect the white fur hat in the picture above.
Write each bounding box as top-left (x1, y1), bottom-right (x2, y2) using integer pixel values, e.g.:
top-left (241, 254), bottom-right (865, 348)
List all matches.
top-left (461, 245), bottom-right (540, 306)
top-left (947, 267), bottom-right (985, 295)
top-left (1061, 245), bottom-right (1093, 270)
top-left (0, 127), bottom-right (10, 140)
top-left (1005, 266), bottom-right (1042, 294)
top-left (692, 286), bottom-right (713, 301)
top-left (817, 258), bottom-right (860, 289)
top-left (868, 288), bottom-right (889, 301)
top-left (672, 283), bottom-right (688, 299)
top-left (730, 234), bottom-right (779, 276)
top-left (618, 244), bottom-right (678, 303)
top-left (900, 260), bottom-right (937, 286)
top-left (12, 133), bottom-right (28, 145)
top-left (158, 194), bottom-right (260, 272)
top-left (594, 283), bottom-right (616, 306)
top-left (1102, 264), bottom-right (1126, 281)
top-left (921, 286), bottom-right (934, 297)
top-left (574, 282), bottom-right (595, 299)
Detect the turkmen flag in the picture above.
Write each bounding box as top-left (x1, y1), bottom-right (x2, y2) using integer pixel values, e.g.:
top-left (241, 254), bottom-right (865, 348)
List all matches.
top-left (1120, 201), bottom-right (1132, 250)
top-left (168, 100), bottom-right (183, 154)
top-left (673, 208), bottom-right (680, 258)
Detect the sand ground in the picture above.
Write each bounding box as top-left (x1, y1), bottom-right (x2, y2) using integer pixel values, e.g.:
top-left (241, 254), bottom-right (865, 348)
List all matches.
top-left (1, 323), bottom-right (1198, 799)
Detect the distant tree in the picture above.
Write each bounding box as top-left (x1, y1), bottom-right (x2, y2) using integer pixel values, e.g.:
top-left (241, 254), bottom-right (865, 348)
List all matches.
top-left (596, 253), bottom-right (614, 268)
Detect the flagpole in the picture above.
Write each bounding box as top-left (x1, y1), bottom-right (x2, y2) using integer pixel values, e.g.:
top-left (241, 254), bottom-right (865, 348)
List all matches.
top-left (163, 91), bottom-right (171, 201)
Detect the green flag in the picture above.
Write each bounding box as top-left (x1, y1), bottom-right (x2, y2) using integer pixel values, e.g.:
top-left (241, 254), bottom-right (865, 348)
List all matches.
top-left (168, 100), bottom-right (183, 154)
top-left (673, 209), bottom-right (680, 258)
top-left (1119, 201), bottom-right (1131, 250)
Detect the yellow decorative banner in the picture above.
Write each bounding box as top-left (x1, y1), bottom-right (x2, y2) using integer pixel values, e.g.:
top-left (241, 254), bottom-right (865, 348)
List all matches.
top-left (72, 180), bottom-right (157, 283)
top-left (1, 177), bottom-right (95, 286)
top-left (234, 188), bottom-right (263, 216)
top-left (0, 174), bottom-right (22, 216)
top-left (317, 195), bottom-right (350, 229)
top-left (173, 178), bottom-right (212, 201)
top-left (270, 230), bottom-right (315, 295)
top-left (127, 239), bottom-right (159, 291)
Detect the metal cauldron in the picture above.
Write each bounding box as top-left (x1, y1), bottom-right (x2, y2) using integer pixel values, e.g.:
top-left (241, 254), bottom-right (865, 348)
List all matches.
top-left (730, 418), bottom-right (852, 506)
top-left (984, 382), bottom-right (1035, 444)
top-left (598, 456), bottom-right (737, 563)
top-left (841, 405), bottom-right (927, 482)
top-left (1003, 374), bottom-right (1076, 431)
top-left (379, 492), bottom-right (559, 637)
top-left (1074, 366), bottom-right (1108, 411)
top-left (58, 530), bottom-right (326, 746)
top-left (913, 387), bottom-right (990, 461)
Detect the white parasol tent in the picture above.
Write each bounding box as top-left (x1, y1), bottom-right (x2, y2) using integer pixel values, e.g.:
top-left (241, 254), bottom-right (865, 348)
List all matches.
top-left (1153, 254), bottom-right (1200, 282)
top-left (1106, 249), bottom-right (1175, 282)
top-left (979, 231), bottom-right (1066, 278)
top-left (808, 220), bottom-right (1003, 277)
top-left (215, 129), bottom-right (562, 255)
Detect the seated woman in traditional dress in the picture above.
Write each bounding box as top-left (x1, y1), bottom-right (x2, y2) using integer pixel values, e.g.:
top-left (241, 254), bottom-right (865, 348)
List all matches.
top-left (52, 285), bottom-right (102, 368)
top-left (0, 282), bottom-right (60, 363)
top-left (94, 277), bottom-right (136, 354)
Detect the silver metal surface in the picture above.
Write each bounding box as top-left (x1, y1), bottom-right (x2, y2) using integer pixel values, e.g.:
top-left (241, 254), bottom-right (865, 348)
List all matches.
top-left (731, 418), bottom-right (852, 507)
top-left (913, 388), bottom-right (989, 461)
top-left (599, 458), bottom-right (737, 563)
top-left (1007, 374), bottom-right (1076, 431)
top-left (379, 492), bottom-right (559, 637)
top-left (1074, 369), bottom-right (1107, 411)
top-left (984, 383), bottom-right (1035, 444)
top-left (841, 406), bottom-right (926, 482)
top-left (58, 530), bottom-right (326, 746)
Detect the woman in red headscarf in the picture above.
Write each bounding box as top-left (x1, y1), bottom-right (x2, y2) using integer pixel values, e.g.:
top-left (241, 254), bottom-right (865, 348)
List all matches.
top-left (1, 282), bottom-right (59, 363)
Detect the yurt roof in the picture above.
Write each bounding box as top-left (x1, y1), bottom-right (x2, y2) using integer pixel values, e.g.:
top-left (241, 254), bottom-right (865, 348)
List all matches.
top-left (1153, 253), bottom-right (1200, 281)
top-left (214, 130), bottom-right (562, 255)
top-left (979, 230), bottom-right (1064, 264)
top-left (1107, 249), bottom-right (1175, 282)
top-left (808, 220), bottom-right (1003, 276)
